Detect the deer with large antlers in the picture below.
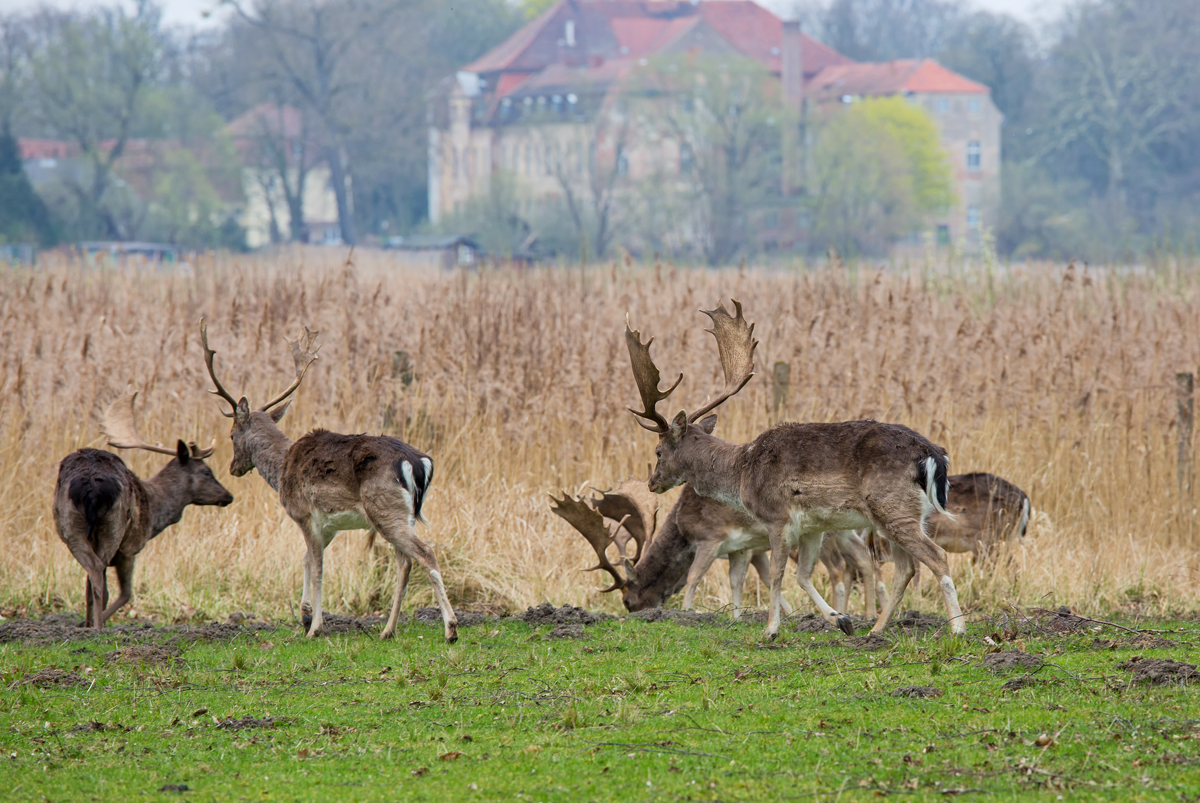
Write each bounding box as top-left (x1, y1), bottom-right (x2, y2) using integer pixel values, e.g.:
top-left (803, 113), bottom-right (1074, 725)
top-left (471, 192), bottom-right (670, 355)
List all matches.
top-left (200, 321), bottom-right (458, 642)
top-left (626, 300), bottom-right (966, 638)
top-left (53, 393), bottom-right (233, 628)
top-left (552, 480), bottom-right (794, 618)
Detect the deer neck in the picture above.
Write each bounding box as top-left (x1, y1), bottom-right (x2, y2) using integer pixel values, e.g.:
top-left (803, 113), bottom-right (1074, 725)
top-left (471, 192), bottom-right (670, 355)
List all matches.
top-left (247, 415), bottom-right (293, 492)
top-left (677, 433), bottom-right (749, 515)
top-left (143, 467), bottom-right (189, 538)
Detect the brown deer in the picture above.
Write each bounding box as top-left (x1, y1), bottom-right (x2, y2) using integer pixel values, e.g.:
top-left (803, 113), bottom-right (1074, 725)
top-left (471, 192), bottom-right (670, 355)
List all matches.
top-left (625, 300), bottom-right (966, 638)
top-left (200, 321), bottom-right (458, 643)
top-left (53, 392), bottom-right (233, 628)
top-left (553, 480), bottom-right (794, 619)
top-left (817, 530), bottom-right (885, 618)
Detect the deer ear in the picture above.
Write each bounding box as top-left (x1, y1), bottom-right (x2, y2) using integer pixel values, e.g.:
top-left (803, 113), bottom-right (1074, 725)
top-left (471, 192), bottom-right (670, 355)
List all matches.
top-left (697, 413), bottom-right (718, 434)
top-left (669, 410), bottom-right (687, 439)
top-left (268, 400), bottom-right (291, 423)
top-left (235, 397), bottom-right (251, 421)
top-left (175, 439), bottom-right (190, 464)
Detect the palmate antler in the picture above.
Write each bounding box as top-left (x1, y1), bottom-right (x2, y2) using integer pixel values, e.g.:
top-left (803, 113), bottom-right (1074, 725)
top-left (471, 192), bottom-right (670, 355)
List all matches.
top-left (199, 319), bottom-right (320, 415)
top-left (591, 479), bottom-right (659, 561)
top-left (103, 391), bottom-right (215, 458)
top-left (550, 492), bottom-right (632, 592)
top-left (624, 300), bottom-right (758, 432)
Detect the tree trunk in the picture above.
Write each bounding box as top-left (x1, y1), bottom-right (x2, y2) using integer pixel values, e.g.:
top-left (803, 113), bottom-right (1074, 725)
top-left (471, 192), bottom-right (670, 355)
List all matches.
top-left (326, 143), bottom-right (356, 245)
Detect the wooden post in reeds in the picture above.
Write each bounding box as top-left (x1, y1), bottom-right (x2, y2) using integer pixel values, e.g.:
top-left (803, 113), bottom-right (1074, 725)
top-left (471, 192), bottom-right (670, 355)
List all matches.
top-left (773, 361), bottom-right (791, 422)
top-left (1178, 372), bottom-right (1194, 498)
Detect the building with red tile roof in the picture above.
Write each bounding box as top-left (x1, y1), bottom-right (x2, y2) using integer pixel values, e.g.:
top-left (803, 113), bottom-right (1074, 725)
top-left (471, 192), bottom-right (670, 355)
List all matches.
top-left (430, 0), bottom-right (1000, 253)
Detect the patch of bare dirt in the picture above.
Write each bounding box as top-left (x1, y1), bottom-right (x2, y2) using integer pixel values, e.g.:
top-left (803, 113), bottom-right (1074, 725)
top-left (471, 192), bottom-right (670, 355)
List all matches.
top-left (8, 668), bottom-right (87, 689)
top-left (546, 624), bottom-right (585, 639)
top-left (790, 613), bottom-right (836, 633)
top-left (105, 644), bottom-right (181, 666)
top-left (521, 603), bottom-right (611, 627)
top-left (629, 609), bottom-right (717, 625)
top-left (1092, 633), bottom-right (1176, 651)
top-left (305, 614), bottom-right (385, 635)
top-left (844, 634), bottom-right (892, 652)
top-left (1001, 674), bottom-right (1041, 691)
top-left (982, 650), bottom-right (1044, 673)
top-left (892, 685), bottom-right (943, 698)
top-left (69, 721), bottom-right (126, 733)
top-left (891, 611), bottom-right (946, 634)
top-left (214, 715), bottom-right (292, 730)
top-left (1118, 657), bottom-right (1199, 686)
top-left (414, 607), bottom-right (493, 628)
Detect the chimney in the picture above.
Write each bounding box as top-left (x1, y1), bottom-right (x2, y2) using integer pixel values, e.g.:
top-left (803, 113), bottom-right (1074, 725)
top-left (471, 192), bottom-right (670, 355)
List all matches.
top-left (782, 20), bottom-right (804, 112)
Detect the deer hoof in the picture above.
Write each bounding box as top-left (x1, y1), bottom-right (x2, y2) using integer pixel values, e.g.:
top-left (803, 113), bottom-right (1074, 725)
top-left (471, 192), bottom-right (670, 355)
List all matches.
top-left (445, 624), bottom-right (459, 644)
top-left (836, 615), bottom-right (854, 636)
top-left (764, 629), bottom-right (778, 642)
top-left (301, 613), bottom-right (313, 631)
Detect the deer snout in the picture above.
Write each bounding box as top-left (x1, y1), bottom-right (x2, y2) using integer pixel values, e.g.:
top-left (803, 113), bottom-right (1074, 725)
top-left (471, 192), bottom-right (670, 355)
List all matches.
top-left (217, 491), bottom-right (234, 506)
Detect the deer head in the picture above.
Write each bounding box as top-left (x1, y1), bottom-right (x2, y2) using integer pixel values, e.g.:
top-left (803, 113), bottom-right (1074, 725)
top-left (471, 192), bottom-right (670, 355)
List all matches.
top-left (200, 320), bottom-right (320, 477)
top-left (102, 392), bottom-right (233, 507)
top-left (626, 300), bottom-right (757, 493)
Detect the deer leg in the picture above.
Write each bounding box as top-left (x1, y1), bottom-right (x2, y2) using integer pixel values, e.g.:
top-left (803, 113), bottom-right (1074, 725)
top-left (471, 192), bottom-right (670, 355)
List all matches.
top-left (369, 516), bottom-right (457, 644)
top-left (301, 548), bottom-right (313, 619)
top-left (305, 534), bottom-right (327, 638)
top-left (870, 542), bottom-right (915, 633)
top-left (751, 552), bottom-right (791, 615)
top-left (381, 552), bottom-right (413, 640)
top-left (765, 526), bottom-right (790, 641)
top-left (98, 553), bottom-right (135, 626)
top-left (681, 539), bottom-right (722, 612)
top-left (891, 524), bottom-right (965, 635)
top-left (727, 550), bottom-right (753, 620)
top-left (795, 531), bottom-right (854, 635)
top-left (837, 531), bottom-right (876, 618)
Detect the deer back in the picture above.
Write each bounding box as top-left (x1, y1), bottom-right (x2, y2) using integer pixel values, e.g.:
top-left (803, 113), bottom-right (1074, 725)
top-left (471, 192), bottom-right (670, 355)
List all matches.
top-left (54, 449), bottom-right (150, 564)
top-left (927, 473), bottom-right (1030, 553)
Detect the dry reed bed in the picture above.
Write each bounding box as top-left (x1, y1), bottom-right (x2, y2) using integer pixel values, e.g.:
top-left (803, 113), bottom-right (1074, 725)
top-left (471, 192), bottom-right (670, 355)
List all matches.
top-left (0, 250), bottom-right (1196, 622)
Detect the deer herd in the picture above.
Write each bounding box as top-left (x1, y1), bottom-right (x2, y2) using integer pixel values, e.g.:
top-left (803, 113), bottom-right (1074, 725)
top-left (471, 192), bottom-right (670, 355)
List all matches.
top-left (53, 301), bottom-right (1029, 643)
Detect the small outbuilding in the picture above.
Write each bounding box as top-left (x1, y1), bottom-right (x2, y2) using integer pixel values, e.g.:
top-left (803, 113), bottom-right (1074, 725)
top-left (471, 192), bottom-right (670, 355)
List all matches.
top-left (385, 234), bottom-right (479, 269)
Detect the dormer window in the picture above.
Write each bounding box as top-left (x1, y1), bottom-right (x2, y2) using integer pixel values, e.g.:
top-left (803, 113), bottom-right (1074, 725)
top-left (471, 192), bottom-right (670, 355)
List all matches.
top-left (565, 20), bottom-right (575, 47)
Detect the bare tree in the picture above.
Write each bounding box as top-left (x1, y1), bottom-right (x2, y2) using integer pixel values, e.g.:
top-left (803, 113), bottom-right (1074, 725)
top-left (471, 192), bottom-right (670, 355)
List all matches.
top-left (24, 2), bottom-right (165, 237)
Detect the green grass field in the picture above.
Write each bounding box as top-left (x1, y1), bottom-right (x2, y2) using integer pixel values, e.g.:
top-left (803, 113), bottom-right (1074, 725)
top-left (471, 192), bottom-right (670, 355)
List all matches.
top-left (1, 608), bottom-right (1197, 802)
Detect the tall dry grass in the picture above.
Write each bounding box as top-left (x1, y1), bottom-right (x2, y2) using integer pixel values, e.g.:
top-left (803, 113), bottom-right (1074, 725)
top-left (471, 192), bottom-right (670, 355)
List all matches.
top-left (1, 249), bottom-right (1197, 622)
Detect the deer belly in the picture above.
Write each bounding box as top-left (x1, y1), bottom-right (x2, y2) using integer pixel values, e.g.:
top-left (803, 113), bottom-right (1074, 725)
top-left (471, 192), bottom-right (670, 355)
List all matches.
top-left (718, 528), bottom-right (769, 556)
top-left (785, 508), bottom-right (871, 546)
top-left (311, 508), bottom-right (372, 543)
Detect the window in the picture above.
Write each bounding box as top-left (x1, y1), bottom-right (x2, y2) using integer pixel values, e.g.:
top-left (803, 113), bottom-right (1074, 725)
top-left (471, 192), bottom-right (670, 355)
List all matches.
top-left (935, 98), bottom-right (949, 113)
top-left (967, 140), bottom-right (981, 172)
top-left (967, 206), bottom-right (981, 231)
top-left (564, 20), bottom-right (575, 47)
top-left (967, 97), bottom-right (981, 113)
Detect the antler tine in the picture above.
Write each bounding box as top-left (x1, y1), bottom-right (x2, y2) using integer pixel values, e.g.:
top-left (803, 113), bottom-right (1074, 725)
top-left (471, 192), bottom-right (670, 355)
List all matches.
top-left (260, 325), bottom-right (321, 412)
top-left (550, 491), bottom-right (625, 592)
top-left (189, 439), bottom-right (217, 460)
top-left (689, 299), bottom-right (758, 423)
top-left (102, 392), bottom-right (179, 456)
top-left (625, 315), bottom-right (683, 433)
top-left (200, 319), bottom-right (239, 418)
top-left (591, 478), bottom-right (660, 563)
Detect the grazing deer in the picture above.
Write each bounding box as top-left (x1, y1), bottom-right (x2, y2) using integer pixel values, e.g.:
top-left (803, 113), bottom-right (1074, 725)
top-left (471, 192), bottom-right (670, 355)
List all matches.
top-left (200, 321), bottom-right (458, 643)
top-left (553, 480), bottom-right (794, 619)
top-left (53, 393), bottom-right (233, 628)
top-left (625, 300), bottom-right (966, 638)
top-left (817, 530), bottom-right (886, 618)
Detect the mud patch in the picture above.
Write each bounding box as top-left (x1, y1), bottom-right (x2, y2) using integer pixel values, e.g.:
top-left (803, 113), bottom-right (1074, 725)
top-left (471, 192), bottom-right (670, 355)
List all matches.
top-left (521, 603), bottom-right (611, 627)
top-left (414, 607), bottom-right (493, 628)
top-left (1001, 674), bottom-right (1041, 691)
top-left (70, 721), bottom-right (125, 733)
top-left (844, 634), bottom-right (892, 652)
top-left (306, 614), bottom-right (385, 635)
top-left (173, 621), bottom-right (279, 641)
top-left (1118, 657), bottom-right (1199, 686)
top-left (892, 685), bottom-right (943, 699)
top-left (982, 650), bottom-right (1044, 673)
top-left (891, 611), bottom-right (946, 634)
top-left (629, 609), bottom-right (717, 626)
top-left (8, 668), bottom-right (87, 689)
top-left (214, 715), bottom-right (291, 731)
top-left (106, 644), bottom-right (181, 667)
top-left (790, 613), bottom-right (836, 633)
top-left (546, 624), bottom-right (585, 639)
top-left (1092, 633), bottom-right (1176, 651)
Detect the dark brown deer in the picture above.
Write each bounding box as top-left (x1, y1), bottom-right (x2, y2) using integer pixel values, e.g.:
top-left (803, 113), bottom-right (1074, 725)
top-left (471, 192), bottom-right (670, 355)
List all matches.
top-left (553, 479), bottom-right (793, 619)
top-left (200, 321), bottom-right (458, 642)
top-left (53, 392), bottom-right (233, 628)
top-left (626, 300), bottom-right (965, 638)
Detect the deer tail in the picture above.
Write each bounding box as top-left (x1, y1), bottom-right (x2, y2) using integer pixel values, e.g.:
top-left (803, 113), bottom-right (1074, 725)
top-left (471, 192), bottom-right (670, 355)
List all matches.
top-left (68, 475), bottom-right (122, 541)
top-left (915, 453), bottom-right (949, 515)
top-left (395, 456), bottom-right (434, 525)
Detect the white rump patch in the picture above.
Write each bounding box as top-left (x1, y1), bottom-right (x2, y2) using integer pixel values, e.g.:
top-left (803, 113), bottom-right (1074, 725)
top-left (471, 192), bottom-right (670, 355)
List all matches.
top-left (400, 460), bottom-right (415, 494)
top-left (420, 457), bottom-right (433, 490)
top-left (718, 527), bottom-right (770, 557)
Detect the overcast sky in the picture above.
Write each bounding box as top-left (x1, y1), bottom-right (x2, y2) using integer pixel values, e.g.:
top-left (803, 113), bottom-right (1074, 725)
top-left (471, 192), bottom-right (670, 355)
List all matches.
top-left (2, 0), bottom-right (1070, 33)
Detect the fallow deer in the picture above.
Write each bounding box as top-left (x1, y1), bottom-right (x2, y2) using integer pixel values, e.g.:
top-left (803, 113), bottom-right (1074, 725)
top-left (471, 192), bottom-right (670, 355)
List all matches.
top-left (817, 530), bottom-right (886, 618)
top-left (200, 321), bottom-right (458, 643)
top-left (625, 300), bottom-right (966, 638)
top-left (53, 392), bottom-right (233, 628)
top-left (553, 479), bottom-right (794, 619)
